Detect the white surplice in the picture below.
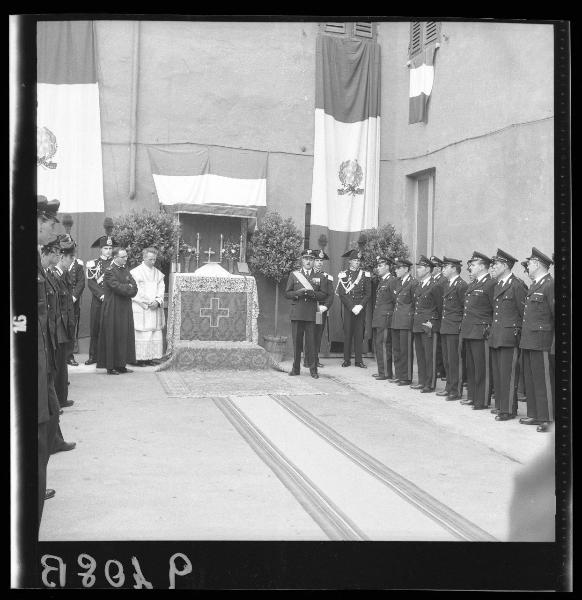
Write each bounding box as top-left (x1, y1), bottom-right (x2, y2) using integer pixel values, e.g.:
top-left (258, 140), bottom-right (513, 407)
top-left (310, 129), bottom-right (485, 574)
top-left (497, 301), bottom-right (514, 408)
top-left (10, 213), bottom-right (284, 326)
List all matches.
top-left (130, 262), bottom-right (166, 360)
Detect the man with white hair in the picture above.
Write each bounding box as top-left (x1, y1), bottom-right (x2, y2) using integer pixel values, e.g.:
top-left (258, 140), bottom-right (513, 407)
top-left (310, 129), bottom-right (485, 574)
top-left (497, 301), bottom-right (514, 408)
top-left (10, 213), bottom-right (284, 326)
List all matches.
top-left (130, 247), bottom-right (166, 365)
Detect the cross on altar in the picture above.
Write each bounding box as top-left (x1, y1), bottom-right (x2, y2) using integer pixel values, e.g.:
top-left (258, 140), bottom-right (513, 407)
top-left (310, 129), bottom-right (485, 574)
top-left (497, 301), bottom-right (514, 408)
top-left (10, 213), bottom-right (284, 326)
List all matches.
top-left (204, 247), bottom-right (216, 263)
top-left (199, 297), bottom-right (230, 328)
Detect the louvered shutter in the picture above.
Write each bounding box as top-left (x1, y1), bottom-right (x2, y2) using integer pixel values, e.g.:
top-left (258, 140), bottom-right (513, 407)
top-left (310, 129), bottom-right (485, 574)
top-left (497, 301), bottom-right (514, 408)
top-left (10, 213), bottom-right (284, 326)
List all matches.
top-left (354, 22), bottom-right (373, 38)
top-left (424, 21), bottom-right (440, 46)
top-left (324, 23), bottom-right (347, 35)
top-left (409, 21), bottom-right (423, 58)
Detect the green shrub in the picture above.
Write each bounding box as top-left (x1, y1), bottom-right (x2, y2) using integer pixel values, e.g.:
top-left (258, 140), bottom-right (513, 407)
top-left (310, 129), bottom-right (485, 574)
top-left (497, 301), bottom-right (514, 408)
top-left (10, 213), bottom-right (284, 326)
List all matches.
top-left (354, 224), bottom-right (410, 272)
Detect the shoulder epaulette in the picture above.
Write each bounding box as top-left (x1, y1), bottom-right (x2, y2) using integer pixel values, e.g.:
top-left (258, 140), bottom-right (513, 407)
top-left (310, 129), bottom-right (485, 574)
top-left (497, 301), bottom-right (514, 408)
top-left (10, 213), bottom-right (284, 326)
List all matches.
top-left (364, 271), bottom-right (371, 277)
top-left (338, 271), bottom-right (346, 278)
top-left (327, 273), bottom-right (334, 281)
top-left (86, 260), bottom-right (95, 268)
top-left (76, 258), bottom-right (84, 266)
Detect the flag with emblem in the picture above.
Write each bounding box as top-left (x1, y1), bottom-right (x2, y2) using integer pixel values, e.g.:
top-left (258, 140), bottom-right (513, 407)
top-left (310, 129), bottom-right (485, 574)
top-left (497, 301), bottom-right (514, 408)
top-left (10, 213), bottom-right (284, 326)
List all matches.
top-left (309, 33), bottom-right (381, 342)
top-left (408, 45), bottom-right (437, 124)
top-left (37, 20), bottom-right (105, 337)
top-left (148, 145), bottom-right (267, 219)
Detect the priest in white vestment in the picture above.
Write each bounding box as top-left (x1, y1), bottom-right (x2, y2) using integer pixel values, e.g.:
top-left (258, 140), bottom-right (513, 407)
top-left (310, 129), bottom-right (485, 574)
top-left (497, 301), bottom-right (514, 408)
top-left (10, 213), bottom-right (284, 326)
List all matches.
top-left (130, 248), bottom-right (166, 364)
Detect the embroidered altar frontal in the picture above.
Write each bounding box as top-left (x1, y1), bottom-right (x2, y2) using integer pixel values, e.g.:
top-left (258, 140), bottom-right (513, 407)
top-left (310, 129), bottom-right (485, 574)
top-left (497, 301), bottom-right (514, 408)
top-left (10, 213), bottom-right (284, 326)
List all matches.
top-left (166, 273), bottom-right (259, 354)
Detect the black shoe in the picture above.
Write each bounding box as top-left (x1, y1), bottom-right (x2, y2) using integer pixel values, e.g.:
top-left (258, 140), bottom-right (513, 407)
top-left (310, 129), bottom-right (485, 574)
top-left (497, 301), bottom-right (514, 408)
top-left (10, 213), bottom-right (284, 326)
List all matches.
top-left (317, 362), bottom-right (324, 368)
top-left (85, 359), bottom-right (96, 365)
top-left (490, 408), bottom-right (500, 414)
top-left (446, 394), bottom-right (461, 401)
top-left (519, 417), bottom-right (538, 425)
top-left (117, 367), bottom-right (133, 374)
top-left (45, 489), bottom-right (56, 500)
top-left (397, 380), bottom-right (412, 386)
top-left (341, 361), bottom-right (351, 367)
top-left (495, 413), bottom-right (516, 421)
top-left (389, 378), bottom-right (400, 383)
top-left (472, 405), bottom-right (487, 410)
top-left (376, 376), bottom-right (389, 381)
top-left (421, 387), bottom-right (434, 393)
top-left (436, 390), bottom-right (450, 397)
top-left (60, 400), bottom-right (74, 408)
top-left (536, 422), bottom-right (550, 432)
top-left (59, 409), bottom-right (63, 415)
top-left (410, 384), bottom-right (424, 390)
top-left (289, 369), bottom-right (300, 376)
top-left (372, 373), bottom-right (380, 377)
top-left (310, 370), bottom-right (319, 379)
top-left (67, 358), bottom-right (79, 366)
top-left (461, 400), bottom-right (474, 405)
top-left (355, 362), bottom-right (367, 368)
top-left (107, 369), bottom-right (120, 375)
top-left (54, 441), bottom-right (76, 453)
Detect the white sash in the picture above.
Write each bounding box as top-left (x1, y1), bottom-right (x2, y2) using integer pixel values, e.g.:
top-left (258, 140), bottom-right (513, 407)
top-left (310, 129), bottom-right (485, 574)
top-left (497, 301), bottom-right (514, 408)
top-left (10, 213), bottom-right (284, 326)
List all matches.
top-left (340, 269), bottom-right (363, 294)
top-left (293, 270), bottom-right (314, 291)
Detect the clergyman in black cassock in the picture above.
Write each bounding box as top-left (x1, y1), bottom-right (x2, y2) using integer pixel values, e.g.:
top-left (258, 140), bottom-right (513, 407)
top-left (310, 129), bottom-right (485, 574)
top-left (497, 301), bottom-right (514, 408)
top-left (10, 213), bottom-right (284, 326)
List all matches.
top-left (97, 248), bottom-right (138, 373)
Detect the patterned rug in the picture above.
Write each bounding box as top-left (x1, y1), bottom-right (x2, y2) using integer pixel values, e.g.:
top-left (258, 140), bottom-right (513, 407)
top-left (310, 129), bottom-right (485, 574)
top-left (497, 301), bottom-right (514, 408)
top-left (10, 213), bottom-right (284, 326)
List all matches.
top-left (156, 369), bottom-right (330, 398)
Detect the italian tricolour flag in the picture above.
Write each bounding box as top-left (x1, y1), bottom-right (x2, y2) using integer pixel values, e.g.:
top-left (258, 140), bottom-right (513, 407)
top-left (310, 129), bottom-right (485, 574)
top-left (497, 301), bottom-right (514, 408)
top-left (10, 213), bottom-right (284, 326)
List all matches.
top-left (309, 34), bottom-right (381, 343)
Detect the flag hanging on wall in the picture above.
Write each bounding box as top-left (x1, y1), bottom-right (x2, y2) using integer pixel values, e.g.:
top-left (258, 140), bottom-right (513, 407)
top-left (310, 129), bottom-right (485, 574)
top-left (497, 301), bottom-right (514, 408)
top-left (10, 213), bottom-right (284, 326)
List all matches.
top-left (309, 34), bottom-right (381, 343)
top-left (148, 145), bottom-right (267, 219)
top-left (37, 20), bottom-right (105, 338)
top-left (408, 45), bottom-right (437, 124)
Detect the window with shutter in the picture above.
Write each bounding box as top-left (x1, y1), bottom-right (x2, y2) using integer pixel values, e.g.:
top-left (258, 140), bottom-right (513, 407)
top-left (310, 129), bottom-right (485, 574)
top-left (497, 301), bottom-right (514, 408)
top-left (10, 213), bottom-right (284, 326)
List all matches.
top-left (354, 22), bottom-right (374, 38)
top-left (409, 21), bottom-right (423, 58)
top-left (408, 21), bottom-right (440, 58)
top-left (424, 21), bottom-right (440, 46)
top-left (324, 23), bottom-right (347, 35)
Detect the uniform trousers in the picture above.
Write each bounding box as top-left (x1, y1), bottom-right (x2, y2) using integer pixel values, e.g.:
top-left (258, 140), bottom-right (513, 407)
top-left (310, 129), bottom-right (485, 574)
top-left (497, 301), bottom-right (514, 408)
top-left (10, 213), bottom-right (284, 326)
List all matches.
top-left (435, 336), bottom-right (446, 379)
top-left (292, 320), bottom-right (315, 371)
top-left (441, 333), bottom-right (461, 394)
top-left (464, 338), bottom-right (491, 408)
top-left (39, 376), bottom-right (59, 523)
top-left (69, 307), bottom-right (81, 357)
top-left (343, 309), bottom-right (366, 363)
top-left (88, 300), bottom-right (102, 360)
top-left (414, 331), bottom-right (438, 389)
top-left (490, 346), bottom-right (520, 415)
top-left (522, 349), bottom-right (554, 422)
top-left (373, 326), bottom-right (393, 378)
top-left (54, 341), bottom-right (72, 407)
top-left (392, 329), bottom-right (413, 382)
top-left (313, 312), bottom-right (327, 364)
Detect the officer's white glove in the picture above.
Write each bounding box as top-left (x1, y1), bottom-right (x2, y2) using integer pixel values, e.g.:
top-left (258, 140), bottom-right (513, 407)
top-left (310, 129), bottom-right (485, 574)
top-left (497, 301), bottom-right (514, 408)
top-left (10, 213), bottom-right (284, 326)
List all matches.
top-left (352, 304), bottom-right (363, 315)
top-left (72, 296), bottom-right (77, 303)
top-left (100, 295), bottom-right (104, 301)
top-left (319, 305), bottom-right (328, 313)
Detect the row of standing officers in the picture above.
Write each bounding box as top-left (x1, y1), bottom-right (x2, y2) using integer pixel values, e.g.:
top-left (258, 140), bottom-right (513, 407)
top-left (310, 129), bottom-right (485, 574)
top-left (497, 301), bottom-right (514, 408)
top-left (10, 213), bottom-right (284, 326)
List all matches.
top-left (287, 247), bottom-right (554, 433)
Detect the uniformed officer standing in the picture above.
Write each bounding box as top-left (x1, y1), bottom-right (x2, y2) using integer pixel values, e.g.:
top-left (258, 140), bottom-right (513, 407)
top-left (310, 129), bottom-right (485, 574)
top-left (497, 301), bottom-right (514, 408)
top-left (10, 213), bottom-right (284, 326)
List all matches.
top-left (66, 222), bottom-right (86, 366)
top-left (488, 249), bottom-right (527, 421)
top-left (411, 256), bottom-right (443, 392)
top-left (37, 196), bottom-right (61, 520)
top-left (285, 249), bottom-right (329, 378)
top-left (430, 255), bottom-right (447, 380)
top-left (85, 226), bottom-right (114, 365)
top-left (311, 249), bottom-right (334, 368)
top-left (337, 249), bottom-right (372, 368)
top-left (436, 257), bottom-right (468, 401)
top-left (390, 258), bottom-right (417, 385)
top-left (519, 248), bottom-right (554, 432)
top-left (371, 256), bottom-right (396, 380)
top-left (459, 251), bottom-right (496, 409)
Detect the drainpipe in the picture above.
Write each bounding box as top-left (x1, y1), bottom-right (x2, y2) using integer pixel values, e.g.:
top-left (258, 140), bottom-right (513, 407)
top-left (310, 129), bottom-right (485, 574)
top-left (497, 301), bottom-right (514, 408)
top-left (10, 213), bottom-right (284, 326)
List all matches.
top-left (129, 21), bottom-right (140, 200)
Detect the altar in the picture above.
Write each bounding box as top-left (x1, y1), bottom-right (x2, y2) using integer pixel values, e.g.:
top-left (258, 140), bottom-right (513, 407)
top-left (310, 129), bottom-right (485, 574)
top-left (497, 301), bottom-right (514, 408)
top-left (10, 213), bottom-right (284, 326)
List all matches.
top-left (159, 263), bottom-right (272, 371)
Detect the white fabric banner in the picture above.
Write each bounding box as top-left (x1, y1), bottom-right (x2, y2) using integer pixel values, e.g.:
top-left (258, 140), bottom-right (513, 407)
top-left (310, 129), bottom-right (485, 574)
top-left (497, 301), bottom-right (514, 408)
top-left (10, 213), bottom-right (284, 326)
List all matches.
top-left (310, 109), bottom-right (380, 233)
top-left (37, 83), bottom-right (105, 213)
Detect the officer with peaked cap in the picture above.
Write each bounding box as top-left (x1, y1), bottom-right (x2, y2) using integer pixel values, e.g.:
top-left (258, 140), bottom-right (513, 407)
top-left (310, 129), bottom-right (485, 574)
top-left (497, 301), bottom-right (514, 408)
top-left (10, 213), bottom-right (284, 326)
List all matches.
top-left (519, 248), bottom-right (554, 432)
top-left (60, 215), bottom-right (86, 366)
top-left (305, 249), bottom-right (334, 368)
top-left (459, 251), bottom-right (497, 409)
top-left (430, 255), bottom-right (447, 380)
top-left (285, 248), bottom-right (329, 378)
top-left (436, 257), bottom-right (469, 401)
top-left (390, 257), bottom-right (417, 385)
top-left (37, 196), bottom-right (62, 518)
top-left (371, 255), bottom-right (397, 380)
top-left (488, 249), bottom-right (527, 422)
top-left (85, 220), bottom-right (115, 365)
top-left (337, 249), bottom-right (372, 367)
top-left (411, 256), bottom-right (443, 392)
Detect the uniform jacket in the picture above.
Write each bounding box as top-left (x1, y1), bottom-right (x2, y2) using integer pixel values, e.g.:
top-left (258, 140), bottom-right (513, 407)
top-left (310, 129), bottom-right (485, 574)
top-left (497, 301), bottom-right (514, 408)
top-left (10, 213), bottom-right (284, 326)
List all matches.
top-left (431, 273), bottom-right (447, 290)
top-left (68, 258), bottom-right (86, 307)
top-left (488, 273), bottom-right (527, 348)
top-left (337, 268), bottom-right (372, 312)
top-left (87, 256), bottom-right (113, 301)
top-left (43, 267), bottom-right (60, 352)
top-left (412, 278), bottom-right (443, 333)
top-left (52, 266), bottom-right (77, 342)
top-left (315, 270), bottom-right (335, 310)
top-left (519, 273), bottom-right (554, 352)
top-left (440, 276), bottom-right (469, 335)
top-left (391, 274), bottom-right (418, 330)
top-left (371, 274), bottom-right (397, 328)
top-left (460, 273), bottom-right (496, 340)
top-left (285, 269), bottom-right (329, 321)
top-left (37, 255), bottom-right (52, 424)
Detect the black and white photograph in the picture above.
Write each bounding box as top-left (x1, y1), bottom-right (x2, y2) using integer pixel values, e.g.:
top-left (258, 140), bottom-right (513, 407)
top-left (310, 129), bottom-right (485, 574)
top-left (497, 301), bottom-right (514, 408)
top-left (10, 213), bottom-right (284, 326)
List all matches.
top-left (10, 15), bottom-right (571, 590)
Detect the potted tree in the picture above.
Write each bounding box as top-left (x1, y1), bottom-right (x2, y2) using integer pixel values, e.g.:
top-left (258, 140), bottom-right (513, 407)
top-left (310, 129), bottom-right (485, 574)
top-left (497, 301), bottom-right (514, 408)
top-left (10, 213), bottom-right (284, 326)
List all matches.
top-left (248, 210), bottom-right (304, 362)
